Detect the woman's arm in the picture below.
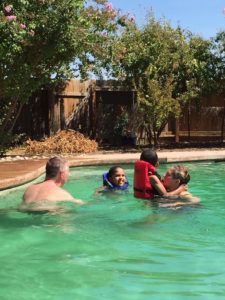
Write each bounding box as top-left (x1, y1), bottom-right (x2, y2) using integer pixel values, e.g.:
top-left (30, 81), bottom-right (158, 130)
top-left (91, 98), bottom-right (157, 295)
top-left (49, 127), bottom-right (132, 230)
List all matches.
top-left (150, 175), bottom-right (187, 196)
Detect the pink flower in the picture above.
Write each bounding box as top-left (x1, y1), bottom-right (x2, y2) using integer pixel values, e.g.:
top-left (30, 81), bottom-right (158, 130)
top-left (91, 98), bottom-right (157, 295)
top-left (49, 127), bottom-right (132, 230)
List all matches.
top-left (223, 8), bottom-right (225, 14)
top-left (6, 15), bottom-right (16, 21)
top-left (4, 5), bottom-right (13, 13)
top-left (20, 23), bottom-right (26, 29)
top-left (105, 2), bottom-right (113, 11)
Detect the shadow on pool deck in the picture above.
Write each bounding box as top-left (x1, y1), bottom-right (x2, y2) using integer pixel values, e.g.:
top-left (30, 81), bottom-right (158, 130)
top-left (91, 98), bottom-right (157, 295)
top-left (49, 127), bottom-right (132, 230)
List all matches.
top-left (1, 149), bottom-right (225, 190)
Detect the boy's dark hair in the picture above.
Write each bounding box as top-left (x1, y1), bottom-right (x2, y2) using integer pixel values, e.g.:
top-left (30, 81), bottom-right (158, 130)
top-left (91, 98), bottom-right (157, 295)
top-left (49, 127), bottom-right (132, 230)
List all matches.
top-left (140, 149), bottom-right (158, 166)
top-left (45, 156), bottom-right (67, 180)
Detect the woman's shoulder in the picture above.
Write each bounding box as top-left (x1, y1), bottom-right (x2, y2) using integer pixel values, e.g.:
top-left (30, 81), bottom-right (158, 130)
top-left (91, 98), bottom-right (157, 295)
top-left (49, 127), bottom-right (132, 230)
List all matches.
top-left (179, 191), bottom-right (200, 204)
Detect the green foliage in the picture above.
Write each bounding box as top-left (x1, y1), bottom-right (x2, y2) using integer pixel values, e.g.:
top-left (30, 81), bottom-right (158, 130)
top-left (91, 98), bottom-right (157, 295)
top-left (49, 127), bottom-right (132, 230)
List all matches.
top-left (139, 76), bottom-right (179, 124)
top-left (0, 0), bottom-right (127, 100)
top-left (113, 110), bottom-right (129, 136)
top-left (0, 0), bottom-right (129, 148)
top-left (1, 2), bottom-right (223, 149)
top-left (210, 31), bottom-right (225, 96)
top-left (0, 132), bottom-right (26, 156)
top-left (107, 15), bottom-right (216, 146)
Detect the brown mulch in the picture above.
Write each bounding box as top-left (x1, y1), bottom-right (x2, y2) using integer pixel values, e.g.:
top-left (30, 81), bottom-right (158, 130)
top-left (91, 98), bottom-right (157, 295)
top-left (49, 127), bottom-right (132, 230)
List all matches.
top-left (24, 130), bottom-right (98, 155)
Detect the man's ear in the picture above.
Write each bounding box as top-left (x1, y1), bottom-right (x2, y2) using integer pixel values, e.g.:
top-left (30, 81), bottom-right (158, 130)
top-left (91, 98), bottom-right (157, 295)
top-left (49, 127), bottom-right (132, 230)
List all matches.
top-left (155, 161), bottom-right (159, 168)
top-left (60, 171), bottom-right (66, 180)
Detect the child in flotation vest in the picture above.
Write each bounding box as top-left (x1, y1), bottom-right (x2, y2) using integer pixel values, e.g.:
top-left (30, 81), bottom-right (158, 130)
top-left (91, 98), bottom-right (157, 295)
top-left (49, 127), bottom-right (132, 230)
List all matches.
top-left (98, 166), bottom-right (129, 192)
top-left (134, 149), bottom-right (187, 199)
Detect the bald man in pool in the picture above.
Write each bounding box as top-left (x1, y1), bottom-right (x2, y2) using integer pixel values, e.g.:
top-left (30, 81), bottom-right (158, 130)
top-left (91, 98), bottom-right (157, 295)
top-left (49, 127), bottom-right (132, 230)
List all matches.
top-left (22, 156), bottom-right (84, 206)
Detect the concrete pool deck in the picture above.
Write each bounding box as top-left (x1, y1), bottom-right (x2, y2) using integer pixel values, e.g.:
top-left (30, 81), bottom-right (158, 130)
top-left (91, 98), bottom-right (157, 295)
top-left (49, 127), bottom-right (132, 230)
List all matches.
top-left (0, 148), bottom-right (225, 190)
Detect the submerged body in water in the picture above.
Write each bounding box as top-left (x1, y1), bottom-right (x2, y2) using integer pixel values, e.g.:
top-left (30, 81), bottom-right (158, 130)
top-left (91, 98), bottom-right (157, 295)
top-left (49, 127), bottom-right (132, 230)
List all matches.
top-left (21, 157), bottom-right (84, 213)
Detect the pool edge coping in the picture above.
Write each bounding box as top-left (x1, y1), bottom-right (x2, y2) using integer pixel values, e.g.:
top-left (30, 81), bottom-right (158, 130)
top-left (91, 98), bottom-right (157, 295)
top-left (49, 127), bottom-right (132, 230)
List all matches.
top-left (1, 150), bottom-right (225, 191)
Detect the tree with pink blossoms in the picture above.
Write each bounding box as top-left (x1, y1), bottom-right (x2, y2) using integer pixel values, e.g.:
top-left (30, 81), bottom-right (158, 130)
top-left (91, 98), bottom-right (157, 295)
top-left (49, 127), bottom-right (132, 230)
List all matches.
top-left (0, 0), bottom-right (129, 149)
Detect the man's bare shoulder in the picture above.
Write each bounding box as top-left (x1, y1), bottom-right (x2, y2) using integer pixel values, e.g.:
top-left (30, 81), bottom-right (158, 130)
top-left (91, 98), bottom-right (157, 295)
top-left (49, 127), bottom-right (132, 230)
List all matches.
top-left (23, 183), bottom-right (41, 202)
top-left (55, 189), bottom-right (85, 204)
top-left (24, 183), bottom-right (40, 192)
top-left (23, 181), bottom-right (67, 202)
top-left (24, 185), bottom-right (84, 204)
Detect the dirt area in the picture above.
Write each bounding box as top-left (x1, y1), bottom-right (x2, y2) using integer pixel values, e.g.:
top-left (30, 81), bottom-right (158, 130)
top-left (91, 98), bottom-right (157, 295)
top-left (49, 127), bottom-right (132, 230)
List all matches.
top-left (3, 145), bottom-right (225, 161)
top-left (2, 138), bottom-right (225, 158)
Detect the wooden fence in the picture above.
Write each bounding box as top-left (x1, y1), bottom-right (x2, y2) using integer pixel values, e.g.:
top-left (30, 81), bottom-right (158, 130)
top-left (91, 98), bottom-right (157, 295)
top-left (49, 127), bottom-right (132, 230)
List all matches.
top-left (14, 79), bottom-right (225, 144)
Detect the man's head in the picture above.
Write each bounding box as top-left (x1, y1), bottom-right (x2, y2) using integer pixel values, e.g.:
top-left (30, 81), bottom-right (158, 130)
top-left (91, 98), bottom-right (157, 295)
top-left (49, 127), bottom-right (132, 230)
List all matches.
top-left (45, 157), bottom-right (69, 185)
top-left (140, 149), bottom-right (159, 167)
top-left (163, 165), bottom-right (190, 191)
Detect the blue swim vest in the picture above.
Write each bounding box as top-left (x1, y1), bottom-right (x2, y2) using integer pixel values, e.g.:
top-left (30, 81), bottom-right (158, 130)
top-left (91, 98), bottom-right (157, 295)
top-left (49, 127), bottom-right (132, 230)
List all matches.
top-left (102, 172), bottom-right (129, 191)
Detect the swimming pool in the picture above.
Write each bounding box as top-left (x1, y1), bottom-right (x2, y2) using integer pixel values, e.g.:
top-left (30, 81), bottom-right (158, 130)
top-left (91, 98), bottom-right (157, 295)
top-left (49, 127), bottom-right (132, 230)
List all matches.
top-left (0, 162), bottom-right (225, 299)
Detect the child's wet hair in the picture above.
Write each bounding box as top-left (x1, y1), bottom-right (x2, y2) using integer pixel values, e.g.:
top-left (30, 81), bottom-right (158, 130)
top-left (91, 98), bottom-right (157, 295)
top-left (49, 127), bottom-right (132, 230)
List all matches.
top-left (140, 149), bottom-right (158, 166)
top-left (108, 166), bottom-right (123, 178)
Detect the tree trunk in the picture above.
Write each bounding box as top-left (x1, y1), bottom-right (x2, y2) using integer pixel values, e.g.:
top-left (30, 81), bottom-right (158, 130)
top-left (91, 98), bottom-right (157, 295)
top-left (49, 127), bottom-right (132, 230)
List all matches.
top-left (0, 97), bottom-right (19, 136)
top-left (157, 121), bottom-right (168, 142)
top-left (187, 102), bottom-right (191, 141)
top-left (146, 125), bottom-right (153, 146)
top-left (152, 120), bottom-right (158, 147)
top-left (153, 133), bottom-right (158, 148)
top-left (8, 102), bottom-right (24, 134)
top-left (175, 117), bottom-right (180, 143)
top-left (90, 86), bottom-right (97, 139)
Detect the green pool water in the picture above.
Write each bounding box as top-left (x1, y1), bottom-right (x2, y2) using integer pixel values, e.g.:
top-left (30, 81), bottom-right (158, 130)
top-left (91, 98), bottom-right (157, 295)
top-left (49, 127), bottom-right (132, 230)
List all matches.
top-left (0, 162), bottom-right (225, 300)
